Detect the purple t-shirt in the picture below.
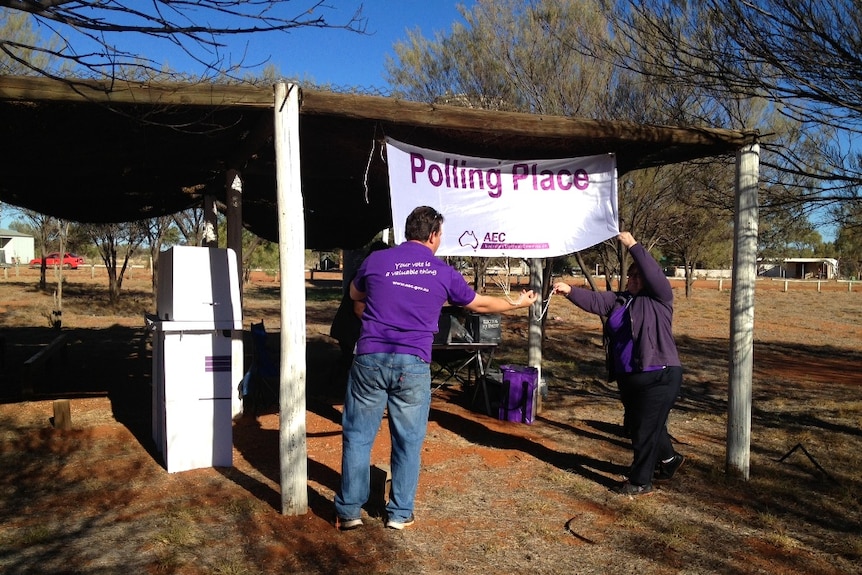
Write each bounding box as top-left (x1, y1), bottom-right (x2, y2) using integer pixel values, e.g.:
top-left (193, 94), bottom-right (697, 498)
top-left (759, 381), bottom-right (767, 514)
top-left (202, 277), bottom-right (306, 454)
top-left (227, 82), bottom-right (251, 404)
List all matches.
top-left (607, 298), bottom-right (636, 374)
top-left (352, 241), bottom-right (477, 362)
top-left (607, 296), bottom-right (665, 375)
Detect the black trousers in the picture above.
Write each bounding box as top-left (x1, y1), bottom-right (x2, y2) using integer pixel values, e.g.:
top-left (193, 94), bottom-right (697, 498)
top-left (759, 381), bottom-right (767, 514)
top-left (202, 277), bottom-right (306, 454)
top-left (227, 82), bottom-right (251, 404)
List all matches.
top-left (617, 366), bottom-right (683, 485)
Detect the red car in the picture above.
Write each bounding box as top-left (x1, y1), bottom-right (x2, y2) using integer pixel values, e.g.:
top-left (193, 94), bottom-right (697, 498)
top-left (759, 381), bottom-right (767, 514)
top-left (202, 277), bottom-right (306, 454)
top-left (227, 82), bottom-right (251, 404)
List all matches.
top-left (29, 252), bottom-right (85, 269)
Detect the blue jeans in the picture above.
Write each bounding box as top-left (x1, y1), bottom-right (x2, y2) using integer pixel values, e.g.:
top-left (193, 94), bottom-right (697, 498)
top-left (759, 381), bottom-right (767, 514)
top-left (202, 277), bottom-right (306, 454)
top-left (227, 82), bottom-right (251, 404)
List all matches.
top-left (335, 353), bottom-right (431, 523)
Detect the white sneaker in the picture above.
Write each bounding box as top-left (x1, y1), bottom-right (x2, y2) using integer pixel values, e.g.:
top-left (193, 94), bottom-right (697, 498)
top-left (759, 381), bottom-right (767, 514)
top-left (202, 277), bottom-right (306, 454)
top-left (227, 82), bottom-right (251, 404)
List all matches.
top-left (385, 514), bottom-right (415, 530)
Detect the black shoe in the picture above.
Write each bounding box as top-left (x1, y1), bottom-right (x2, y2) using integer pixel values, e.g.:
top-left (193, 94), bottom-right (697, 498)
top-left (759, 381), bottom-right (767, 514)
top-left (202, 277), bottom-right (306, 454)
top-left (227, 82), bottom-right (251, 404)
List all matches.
top-left (654, 454), bottom-right (685, 481)
top-left (614, 481), bottom-right (653, 496)
top-left (337, 517), bottom-right (363, 531)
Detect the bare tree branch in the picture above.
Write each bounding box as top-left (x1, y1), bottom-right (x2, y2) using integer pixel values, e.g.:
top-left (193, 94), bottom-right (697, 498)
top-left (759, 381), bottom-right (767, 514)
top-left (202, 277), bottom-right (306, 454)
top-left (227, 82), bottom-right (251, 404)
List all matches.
top-left (598, 0), bottom-right (862, 234)
top-left (1, 1), bottom-right (367, 79)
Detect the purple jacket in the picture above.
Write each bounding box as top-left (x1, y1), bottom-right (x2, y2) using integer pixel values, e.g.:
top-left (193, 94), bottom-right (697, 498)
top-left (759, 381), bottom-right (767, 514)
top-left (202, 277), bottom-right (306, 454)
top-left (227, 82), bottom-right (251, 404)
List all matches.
top-left (563, 243), bottom-right (680, 372)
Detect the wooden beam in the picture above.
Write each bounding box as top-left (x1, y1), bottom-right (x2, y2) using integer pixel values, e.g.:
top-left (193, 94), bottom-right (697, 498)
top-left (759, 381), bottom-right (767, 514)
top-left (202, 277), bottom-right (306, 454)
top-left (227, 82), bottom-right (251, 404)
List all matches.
top-left (0, 76), bottom-right (757, 154)
top-left (0, 75), bottom-right (274, 108)
top-left (300, 89), bottom-right (758, 150)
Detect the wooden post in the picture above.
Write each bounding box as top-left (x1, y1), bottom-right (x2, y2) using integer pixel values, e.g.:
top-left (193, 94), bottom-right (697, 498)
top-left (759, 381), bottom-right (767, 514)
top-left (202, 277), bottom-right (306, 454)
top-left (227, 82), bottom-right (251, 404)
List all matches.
top-left (727, 143), bottom-right (759, 480)
top-left (274, 82), bottom-right (308, 515)
top-left (53, 399), bottom-right (72, 430)
top-left (528, 258), bottom-right (543, 412)
top-left (226, 169), bottom-right (246, 421)
top-left (203, 194), bottom-right (218, 247)
top-left (226, 168), bottom-right (244, 300)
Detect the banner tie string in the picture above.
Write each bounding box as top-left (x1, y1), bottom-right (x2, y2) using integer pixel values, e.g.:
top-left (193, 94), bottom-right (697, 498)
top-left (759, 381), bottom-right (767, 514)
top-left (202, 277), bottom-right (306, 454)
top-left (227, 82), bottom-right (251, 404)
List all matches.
top-left (535, 295), bottom-right (552, 323)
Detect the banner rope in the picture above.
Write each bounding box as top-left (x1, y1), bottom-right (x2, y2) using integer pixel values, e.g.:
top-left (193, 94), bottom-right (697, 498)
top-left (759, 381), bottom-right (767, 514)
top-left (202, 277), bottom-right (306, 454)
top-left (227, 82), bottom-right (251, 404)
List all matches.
top-left (535, 295), bottom-right (553, 323)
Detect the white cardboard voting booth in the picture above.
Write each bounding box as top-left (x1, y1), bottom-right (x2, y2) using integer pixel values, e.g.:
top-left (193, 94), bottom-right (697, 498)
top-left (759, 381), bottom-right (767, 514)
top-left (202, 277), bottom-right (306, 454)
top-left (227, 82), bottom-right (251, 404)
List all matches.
top-left (150, 246), bottom-right (243, 473)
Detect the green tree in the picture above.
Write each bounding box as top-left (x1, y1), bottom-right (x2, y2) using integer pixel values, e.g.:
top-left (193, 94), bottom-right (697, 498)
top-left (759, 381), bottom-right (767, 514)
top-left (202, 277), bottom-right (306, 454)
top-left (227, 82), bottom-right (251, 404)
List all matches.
top-left (0, 8), bottom-right (60, 75)
top-left (144, 215), bottom-right (181, 303)
top-left (663, 198), bottom-right (734, 297)
top-left (84, 221), bottom-right (147, 305)
top-left (833, 202), bottom-right (862, 279)
top-left (600, 0), bottom-right (862, 235)
top-left (214, 217), bottom-right (279, 284)
top-left (758, 205), bottom-right (823, 260)
top-left (172, 207), bottom-right (208, 247)
top-left (387, 0), bottom-right (613, 117)
top-left (9, 208), bottom-right (58, 289)
top-left (240, 232), bottom-right (280, 284)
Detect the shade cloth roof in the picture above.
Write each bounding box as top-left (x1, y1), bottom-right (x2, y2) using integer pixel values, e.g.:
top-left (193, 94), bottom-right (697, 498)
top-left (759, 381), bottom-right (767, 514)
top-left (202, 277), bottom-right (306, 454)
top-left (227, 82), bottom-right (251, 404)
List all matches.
top-left (0, 75), bottom-right (758, 250)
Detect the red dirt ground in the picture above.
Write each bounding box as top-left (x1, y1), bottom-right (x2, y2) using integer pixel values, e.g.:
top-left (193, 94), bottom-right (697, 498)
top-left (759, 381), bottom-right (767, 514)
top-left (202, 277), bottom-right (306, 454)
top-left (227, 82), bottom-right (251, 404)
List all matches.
top-left (1, 270), bottom-right (860, 574)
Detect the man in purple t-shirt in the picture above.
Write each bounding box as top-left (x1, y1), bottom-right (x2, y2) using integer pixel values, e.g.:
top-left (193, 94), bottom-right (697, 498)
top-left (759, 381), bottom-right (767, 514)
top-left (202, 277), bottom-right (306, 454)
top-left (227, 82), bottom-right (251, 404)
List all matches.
top-left (335, 206), bottom-right (537, 530)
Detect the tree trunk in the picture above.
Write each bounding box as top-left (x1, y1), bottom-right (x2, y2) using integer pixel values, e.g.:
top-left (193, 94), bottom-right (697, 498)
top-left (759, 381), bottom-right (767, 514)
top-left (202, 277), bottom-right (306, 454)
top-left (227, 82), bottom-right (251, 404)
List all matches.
top-left (575, 252), bottom-right (600, 292)
top-left (108, 268), bottom-right (120, 305)
top-left (684, 260), bottom-right (695, 298)
top-left (471, 257), bottom-right (489, 292)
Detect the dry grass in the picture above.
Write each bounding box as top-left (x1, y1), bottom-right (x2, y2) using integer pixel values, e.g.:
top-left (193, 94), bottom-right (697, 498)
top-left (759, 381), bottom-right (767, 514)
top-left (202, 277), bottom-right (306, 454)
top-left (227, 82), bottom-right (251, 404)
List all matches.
top-left (0, 269), bottom-right (861, 575)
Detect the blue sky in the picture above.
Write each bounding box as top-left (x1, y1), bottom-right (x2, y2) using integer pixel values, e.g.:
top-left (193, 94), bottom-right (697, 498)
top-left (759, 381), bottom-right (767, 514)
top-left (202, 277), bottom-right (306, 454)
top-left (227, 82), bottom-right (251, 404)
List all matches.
top-left (262, 1), bottom-right (469, 89)
top-left (124, 1), bottom-right (471, 90)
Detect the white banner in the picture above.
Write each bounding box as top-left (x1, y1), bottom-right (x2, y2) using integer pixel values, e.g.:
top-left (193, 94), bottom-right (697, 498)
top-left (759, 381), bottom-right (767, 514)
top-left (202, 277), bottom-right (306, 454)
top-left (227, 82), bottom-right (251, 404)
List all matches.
top-left (385, 138), bottom-right (619, 257)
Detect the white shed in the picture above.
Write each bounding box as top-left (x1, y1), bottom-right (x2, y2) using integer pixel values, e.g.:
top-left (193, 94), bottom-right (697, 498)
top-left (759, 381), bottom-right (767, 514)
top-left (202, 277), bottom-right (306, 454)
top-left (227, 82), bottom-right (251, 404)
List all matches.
top-left (0, 228), bottom-right (34, 266)
top-left (782, 258), bottom-right (838, 279)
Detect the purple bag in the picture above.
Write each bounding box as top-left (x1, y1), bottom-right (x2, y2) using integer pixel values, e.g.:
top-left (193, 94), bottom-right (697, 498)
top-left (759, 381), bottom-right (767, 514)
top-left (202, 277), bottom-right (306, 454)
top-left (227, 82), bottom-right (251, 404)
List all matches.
top-left (498, 365), bottom-right (538, 424)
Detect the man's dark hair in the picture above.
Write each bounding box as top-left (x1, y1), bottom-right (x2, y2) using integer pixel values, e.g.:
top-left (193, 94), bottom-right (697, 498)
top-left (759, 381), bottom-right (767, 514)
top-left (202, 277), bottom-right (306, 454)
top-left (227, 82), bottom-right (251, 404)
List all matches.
top-left (404, 206), bottom-right (443, 242)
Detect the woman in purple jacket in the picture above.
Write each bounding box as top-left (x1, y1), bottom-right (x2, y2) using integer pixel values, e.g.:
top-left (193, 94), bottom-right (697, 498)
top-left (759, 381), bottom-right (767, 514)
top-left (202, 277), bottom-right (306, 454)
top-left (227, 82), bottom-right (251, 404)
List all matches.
top-left (553, 232), bottom-right (684, 496)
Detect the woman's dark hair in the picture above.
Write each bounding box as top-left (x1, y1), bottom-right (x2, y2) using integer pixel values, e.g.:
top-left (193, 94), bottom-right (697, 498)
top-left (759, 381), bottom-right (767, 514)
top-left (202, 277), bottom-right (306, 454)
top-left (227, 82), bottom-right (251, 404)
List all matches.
top-left (404, 206), bottom-right (443, 241)
top-left (367, 240), bottom-right (389, 254)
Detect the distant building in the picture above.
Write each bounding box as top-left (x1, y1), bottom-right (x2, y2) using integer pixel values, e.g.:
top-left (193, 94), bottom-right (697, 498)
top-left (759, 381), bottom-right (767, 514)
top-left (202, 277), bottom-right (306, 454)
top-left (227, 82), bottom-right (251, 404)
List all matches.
top-left (0, 228), bottom-right (34, 266)
top-left (781, 258), bottom-right (839, 279)
top-left (759, 258), bottom-right (839, 279)
top-left (666, 257), bottom-right (840, 280)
